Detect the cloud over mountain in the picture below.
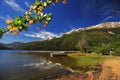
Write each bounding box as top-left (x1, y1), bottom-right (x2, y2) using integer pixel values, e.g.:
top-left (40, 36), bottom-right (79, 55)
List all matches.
top-left (24, 30), bottom-right (63, 40)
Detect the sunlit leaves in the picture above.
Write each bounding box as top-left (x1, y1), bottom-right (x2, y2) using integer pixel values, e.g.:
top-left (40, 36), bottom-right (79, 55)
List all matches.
top-left (7, 26), bottom-right (13, 30)
top-left (0, 0), bottom-right (67, 38)
top-left (29, 20), bottom-right (34, 25)
top-left (37, 11), bottom-right (42, 15)
top-left (6, 20), bottom-right (12, 24)
top-left (12, 27), bottom-right (18, 31)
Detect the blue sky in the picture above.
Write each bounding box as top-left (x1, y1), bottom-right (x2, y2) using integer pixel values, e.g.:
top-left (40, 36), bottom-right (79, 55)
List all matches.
top-left (0, 0), bottom-right (120, 43)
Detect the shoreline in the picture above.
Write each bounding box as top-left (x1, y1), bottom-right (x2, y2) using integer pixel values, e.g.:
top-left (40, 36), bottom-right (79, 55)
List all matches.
top-left (19, 50), bottom-right (80, 54)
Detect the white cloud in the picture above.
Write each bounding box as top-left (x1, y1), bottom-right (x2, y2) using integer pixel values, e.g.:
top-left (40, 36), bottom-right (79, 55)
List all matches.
top-left (24, 30), bottom-right (63, 40)
top-left (0, 14), bottom-right (13, 20)
top-left (4, 0), bottom-right (25, 12)
top-left (0, 16), bottom-right (6, 20)
top-left (102, 16), bottom-right (113, 22)
top-left (25, 1), bottom-right (30, 7)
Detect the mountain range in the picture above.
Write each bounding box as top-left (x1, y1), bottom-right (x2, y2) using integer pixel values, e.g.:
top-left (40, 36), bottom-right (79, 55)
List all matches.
top-left (1, 22), bottom-right (120, 55)
top-left (0, 43), bottom-right (13, 50)
top-left (0, 42), bottom-right (24, 50)
top-left (64, 22), bottom-right (120, 34)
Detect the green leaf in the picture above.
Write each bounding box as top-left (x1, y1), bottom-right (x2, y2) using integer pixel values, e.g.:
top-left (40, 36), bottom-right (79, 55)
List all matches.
top-left (1, 28), bottom-right (5, 32)
top-left (34, 15), bottom-right (38, 20)
top-left (23, 17), bottom-right (28, 22)
top-left (46, 17), bottom-right (51, 21)
top-left (21, 22), bottom-right (25, 27)
top-left (25, 15), bottom-right (31, 20)
top-left (35, 0), bottom-right (41, 6)
top-left (15, 16), bottom-right (21, 21)
top-left (12, 21), bottom-right (18, 27)
top-left (18, 20), bottom-right (22, 25)
top-left (0, 31), bottom-right (3, 38)
top-left (46, 14), bottom-right (52, 21)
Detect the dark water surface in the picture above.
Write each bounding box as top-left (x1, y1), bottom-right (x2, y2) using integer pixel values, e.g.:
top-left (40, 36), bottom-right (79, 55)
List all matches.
top-left (0, 50), bottom-right (75, 80)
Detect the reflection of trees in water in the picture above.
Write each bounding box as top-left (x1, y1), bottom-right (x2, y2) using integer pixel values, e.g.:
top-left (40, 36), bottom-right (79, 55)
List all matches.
top-left (30, 52), bottom-right (50, 61)
top-left (49, 57), bottom-right (77, 68)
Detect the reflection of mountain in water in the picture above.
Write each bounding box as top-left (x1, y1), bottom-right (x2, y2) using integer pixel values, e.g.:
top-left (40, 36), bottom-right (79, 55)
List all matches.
top-left (30, 52), bottom-right (79, 71)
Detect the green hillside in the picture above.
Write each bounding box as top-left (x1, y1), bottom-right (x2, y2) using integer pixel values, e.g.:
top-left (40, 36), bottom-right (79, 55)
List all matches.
top-left (19, 27), bottom-right (120, 55)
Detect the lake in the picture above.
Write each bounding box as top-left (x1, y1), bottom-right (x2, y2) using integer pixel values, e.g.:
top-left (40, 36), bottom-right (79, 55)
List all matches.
top-left (0, 50), bottom-right (76, 80)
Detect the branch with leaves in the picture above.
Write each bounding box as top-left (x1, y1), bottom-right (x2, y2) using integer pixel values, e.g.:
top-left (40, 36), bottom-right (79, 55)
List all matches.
top-left (0, 0), bottom-right (67, 38)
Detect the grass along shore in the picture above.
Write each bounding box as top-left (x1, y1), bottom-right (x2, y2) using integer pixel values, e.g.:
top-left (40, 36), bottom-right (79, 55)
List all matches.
top-left (59, 53), bottom-right (120, 80)
top-left (67, 53), bottom-right (114, 72)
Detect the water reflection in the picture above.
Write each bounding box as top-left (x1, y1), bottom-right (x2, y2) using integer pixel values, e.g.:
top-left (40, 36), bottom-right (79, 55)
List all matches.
top-left (30, 52), bottom-right (78, 71)
top-left (0, 50), bottom-right (73, 80)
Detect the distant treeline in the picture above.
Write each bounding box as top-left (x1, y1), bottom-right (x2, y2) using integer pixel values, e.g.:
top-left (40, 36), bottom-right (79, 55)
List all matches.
top-left (0, 46), bottom-right (13, 50)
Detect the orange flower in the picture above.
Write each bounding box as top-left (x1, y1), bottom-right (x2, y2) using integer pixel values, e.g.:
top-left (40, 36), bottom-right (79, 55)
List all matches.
top-left (13, 31), bottom-right (19, 36)
top-left (55, 0), bottom-right (59, 3)
top-left (39, 6), bottom-right (44, 11)
top-left (7, 26), bottom-right (13, 30)
top-left (37, 11), bottom-right (42, 15)
top-left (12, 27), bottom-right (18, 31)
top-left (43, 22), bottom-right (48, 28)
top-left (63, 0), bottom-right (67, 4)
top-left (6, 20), bottom-right (12, 24)
top-left (29, 20), bottom-right (34, 24)
top-left (30, 5), bottom-right (34, 10)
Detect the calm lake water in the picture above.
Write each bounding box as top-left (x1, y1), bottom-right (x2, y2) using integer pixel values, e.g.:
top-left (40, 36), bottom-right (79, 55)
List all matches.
top-left (0, 50), bottom-right (76, 80)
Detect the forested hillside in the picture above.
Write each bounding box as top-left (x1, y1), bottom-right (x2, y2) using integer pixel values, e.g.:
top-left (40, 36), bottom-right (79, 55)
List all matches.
top-left (19, 24), bottom-right (120, 55)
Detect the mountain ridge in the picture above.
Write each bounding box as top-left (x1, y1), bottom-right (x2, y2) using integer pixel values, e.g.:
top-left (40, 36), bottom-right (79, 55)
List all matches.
top-left (64, 22), bottom-right (120, 35)
top-left (1, 22), bottom-right (120, 54)
top-left (87, 22), bottom-right (120, 29)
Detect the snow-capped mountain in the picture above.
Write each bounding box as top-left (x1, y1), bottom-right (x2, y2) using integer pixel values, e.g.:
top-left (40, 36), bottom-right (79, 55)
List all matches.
top-left (64, 22), bottom-right (120, 35)
top-left (86, 22), bottom-right (120, 30)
